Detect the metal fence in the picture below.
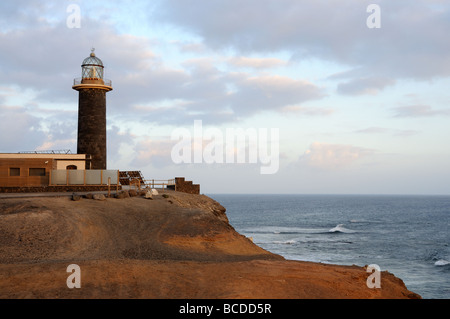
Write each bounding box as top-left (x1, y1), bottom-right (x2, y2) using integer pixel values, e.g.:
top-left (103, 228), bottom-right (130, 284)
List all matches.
top-left (127, 179), bottom-right (175, 190)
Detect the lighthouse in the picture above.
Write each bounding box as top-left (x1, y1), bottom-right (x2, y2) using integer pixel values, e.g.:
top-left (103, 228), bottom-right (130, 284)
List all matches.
top-left (72, 49), bottom-right (112, 170)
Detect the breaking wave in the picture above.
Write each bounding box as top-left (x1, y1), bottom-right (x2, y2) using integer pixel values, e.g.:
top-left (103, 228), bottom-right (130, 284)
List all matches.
top-left (243, 225), bottom-right (359, 235)
top-left (434, 259), bottom-right (450, 266)
top-left (273, 239), bottom-right (296, 245)
top-left (328, 224), bottom-right (357, 234)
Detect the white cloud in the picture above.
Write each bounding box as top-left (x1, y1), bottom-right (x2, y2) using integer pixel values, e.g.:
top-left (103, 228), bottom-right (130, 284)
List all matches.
top-left (392, 105), bottom-right (450, 118)
top-left (131, 138), bottom-right (175, 169)
top-left (0, 105), bottom-right (47, 152)
top-left (280, 105), bottom-right (334, 117)
top-left (159, 0), bottom-right (450, 93)
top-left (337, 77), bottom-right (396, 95)
top-left (227, 56), bottom-right (287, 69)
top-left (299, 142), bottom-right (375, 170)
top-left (355, 127), bottom-right (420, 137)
top-left (123, 67), bottom-right (325, 125)
top-left (228, 74), bottom-right (325, 117)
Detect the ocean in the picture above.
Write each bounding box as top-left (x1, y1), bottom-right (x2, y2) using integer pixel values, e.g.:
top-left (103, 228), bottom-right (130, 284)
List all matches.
top-left (208, 194), bottom-right (450, 299)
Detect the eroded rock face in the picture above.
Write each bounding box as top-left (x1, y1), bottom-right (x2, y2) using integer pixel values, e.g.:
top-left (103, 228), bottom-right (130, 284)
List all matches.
top-left (166, 192), bottom-right (229, 224)
top-left (0, 192), bottom-right (271, 263)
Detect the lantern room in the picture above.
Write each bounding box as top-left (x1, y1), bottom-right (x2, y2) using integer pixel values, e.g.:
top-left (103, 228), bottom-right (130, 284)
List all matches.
top-left (73, 48), bottom-right (112, 90)
top-left (82, 48), bottom-right (104, 80)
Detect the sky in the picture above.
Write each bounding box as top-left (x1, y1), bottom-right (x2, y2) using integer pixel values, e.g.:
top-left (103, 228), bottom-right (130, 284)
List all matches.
top-left (1, 0), bottom-right (450, 194)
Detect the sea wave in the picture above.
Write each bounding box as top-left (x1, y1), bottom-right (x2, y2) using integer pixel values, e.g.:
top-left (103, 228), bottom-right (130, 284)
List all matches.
top-left (242, 226), bottom-right (329, 235)
top-left (273, 239), bottom-right (296, 245)
top-left (242, 224), bottom-right (359, 235)
top-left (434, 259), bottom-right (450, 266)
top-left (328, 224), bottom-right (357, 234)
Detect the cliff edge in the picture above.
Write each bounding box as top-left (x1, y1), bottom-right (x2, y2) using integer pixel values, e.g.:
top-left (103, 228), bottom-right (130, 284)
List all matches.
top-left (0, 190), bottom-right (420, 299)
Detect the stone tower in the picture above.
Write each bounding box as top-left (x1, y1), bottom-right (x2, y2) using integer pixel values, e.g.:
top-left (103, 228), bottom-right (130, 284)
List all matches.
top-left (72, 49), bottom-right (112, 169)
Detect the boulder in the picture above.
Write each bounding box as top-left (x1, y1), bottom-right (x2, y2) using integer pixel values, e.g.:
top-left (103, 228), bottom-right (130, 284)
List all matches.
top-left (72, 194), bottom-right (81, 201)
top-left (139, 189), bottom-right (148, 196)
top-left (128, 189), bottom-right (138, 197)
top-left (115, 191), bottom-right (130, 199)
top-left (93, 194), bottom-right (106, 201)
top-left (144, 190), bottom-right (153, 200)
top-left (151, 189), bottom-right (159, 196)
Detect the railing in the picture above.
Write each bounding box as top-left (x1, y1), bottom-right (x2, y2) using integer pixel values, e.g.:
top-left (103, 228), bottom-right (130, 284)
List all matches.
top-left (145, 179), bottom-right (175, 189)
top-left (128, 179), bottom-right (175, 190)
top-left (18, 149), bottom-right (72, 154)
top-left (73, 77), bottom-right (112, 86)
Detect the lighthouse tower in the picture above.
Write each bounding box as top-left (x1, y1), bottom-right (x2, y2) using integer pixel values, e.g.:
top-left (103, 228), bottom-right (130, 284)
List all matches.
top-left (73, 49), bottom-right (112, 170)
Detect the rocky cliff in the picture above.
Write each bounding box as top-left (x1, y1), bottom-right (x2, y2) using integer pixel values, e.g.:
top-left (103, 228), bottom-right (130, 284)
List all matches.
top-left (0, 191), bottom-right (420, 299)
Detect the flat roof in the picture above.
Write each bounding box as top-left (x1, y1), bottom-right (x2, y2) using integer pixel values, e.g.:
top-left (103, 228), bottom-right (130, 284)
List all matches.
top-left (0, 153), bottom-right (86, 159)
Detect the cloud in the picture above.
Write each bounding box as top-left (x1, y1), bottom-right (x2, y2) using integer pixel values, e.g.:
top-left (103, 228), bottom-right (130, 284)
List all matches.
top-left (107, 125), bottom-right (136, 162)
top-left (177, 42), bottom-right (208, 53)
top-left (336, 77), bottom-right (396, 95)
top-left (355, 127), bottom-right (419, 137)
top-left (392, 129), bottom-right (420, 137)
top-left (299, 142), bottom-right (375, 170)
top-left (35, 121), bottom-right (77, 152)
top-left (228, 74), bottom-right (325, 117)
top-left (127, 68), bottom-right (325, 125)
top-left (280, 105), bottom-right (334, 117)
top-left (355, 127), bottom-right (389, 134)
top-left (227, 56), bottom-right (287, 69)
top-left (0, 17), bottom-right (158, 107)
top-left (0, 1), bottom-right (330, 128)
top-left (3, 0), bottom-right (450, 121)
top-left (158, 0), bottom-right (367, 55)
top-left (131, 138), bottom-right (175, 169)
top-left (158, 0), bottom-right (450, 94)
top-left (0, 105), bottom-right (47, 152)
top-left (392, 105), bottom-right (450, 118)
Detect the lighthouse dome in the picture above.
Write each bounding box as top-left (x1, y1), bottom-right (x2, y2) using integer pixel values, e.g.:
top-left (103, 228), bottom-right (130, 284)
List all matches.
top-left (81, 49), bottom-right (104, 80)
top-left (82, 51), bottom-right (104, 67)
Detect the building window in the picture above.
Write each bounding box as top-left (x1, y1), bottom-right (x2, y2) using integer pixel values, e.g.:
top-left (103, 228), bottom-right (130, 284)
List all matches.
top-left (29, 168), bottom-right (46, 177)
top-left (9, 168), bottom-right (20, 176)
top-left (66, 165), bottom-right (77, 170)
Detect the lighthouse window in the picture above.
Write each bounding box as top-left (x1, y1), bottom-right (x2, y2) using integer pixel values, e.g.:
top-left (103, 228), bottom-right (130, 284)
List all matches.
top-left (29, 168), bottom-right (46, 177)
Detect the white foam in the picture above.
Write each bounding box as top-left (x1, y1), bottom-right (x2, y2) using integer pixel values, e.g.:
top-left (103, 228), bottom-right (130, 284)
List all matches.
top-left (273, 239), bottom-right (296, 245)
top-left (434, 259), bottom-right (450, 266)
top-left (243, 226), bottom-right (328, 235)
top-left (328, 224), bottom-right (356, 233)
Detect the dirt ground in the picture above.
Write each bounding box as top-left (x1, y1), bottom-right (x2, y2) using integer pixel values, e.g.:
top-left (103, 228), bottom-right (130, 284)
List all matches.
top-left (0, 190), bottom-right (420, 299)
